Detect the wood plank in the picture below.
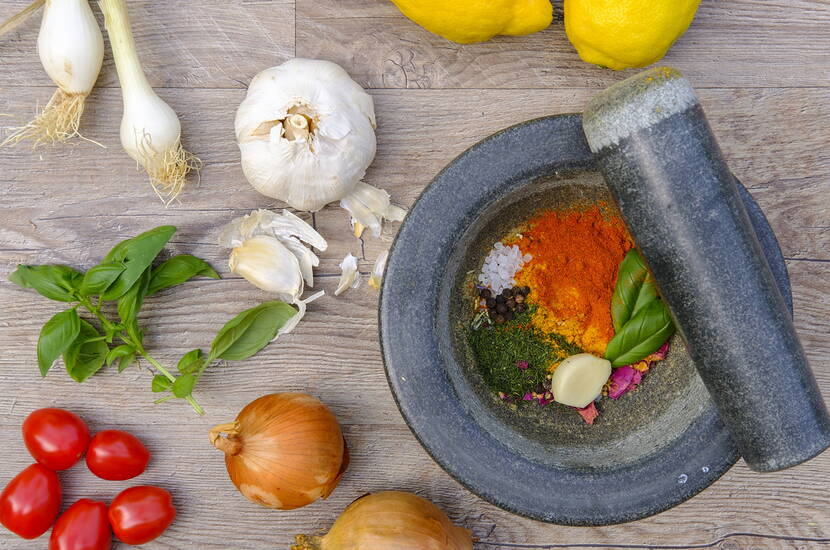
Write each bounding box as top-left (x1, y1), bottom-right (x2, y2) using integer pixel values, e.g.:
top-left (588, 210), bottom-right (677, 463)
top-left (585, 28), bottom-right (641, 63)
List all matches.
top-left (296, 0), bottom-right (830, 89)
top-left (1, 87), bottom-right (827, 269)
top-left (0, 0), bottom-right (295, 89)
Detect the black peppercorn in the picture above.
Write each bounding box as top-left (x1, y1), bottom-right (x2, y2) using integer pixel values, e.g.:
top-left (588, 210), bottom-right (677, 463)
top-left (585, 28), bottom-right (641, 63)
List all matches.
top-left (485, 297), bottom-right (496, 309)
top-left (495, 295), bottom-right (506, 305)
top-left (500, 288), bottom-right (514, 298)
top-left (521, 286), bottom-right (531, 295)
top-left (514, 294), bottom-right (525, 304)
top-left (479, 288), bottom-right (492, 299)
top-left (515, 303), bottom-right (527, 313)
top-left (506, 298), bottom-right (516, 309)
top-left (503, 310), bottom-right (514, 322)
top-left (494, 315), bottom-right (506, 325)
top-left (495, 303), bottom-right (508, 315)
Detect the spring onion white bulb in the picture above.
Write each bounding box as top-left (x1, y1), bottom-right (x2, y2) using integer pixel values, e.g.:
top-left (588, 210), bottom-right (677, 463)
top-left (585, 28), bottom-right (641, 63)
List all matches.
top-left (2, 0), bottom-right (103, 147)
top-left (100, 0), bottom-right (199, 202)
top-left (235, 59), bottom-right (406, 237)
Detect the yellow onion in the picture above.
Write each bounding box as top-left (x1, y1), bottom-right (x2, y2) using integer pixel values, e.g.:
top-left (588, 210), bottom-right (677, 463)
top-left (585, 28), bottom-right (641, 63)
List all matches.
top-left (292, 491), bottom-right (473, 550)
top-left (209, 393), bottom-right (348, 510)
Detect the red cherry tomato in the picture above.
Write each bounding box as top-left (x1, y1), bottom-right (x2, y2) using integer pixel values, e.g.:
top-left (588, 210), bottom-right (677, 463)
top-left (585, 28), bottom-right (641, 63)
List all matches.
top-left (23, 408), bottom-right (90, 471)
top-left (108, 486), bottom-right (176, 545)
top-left (85, 430), bottom-right (150, 481)
top-left (49, 499), bottom-right (111, 550)
top-left (0, 464), bottom-right (61, 539)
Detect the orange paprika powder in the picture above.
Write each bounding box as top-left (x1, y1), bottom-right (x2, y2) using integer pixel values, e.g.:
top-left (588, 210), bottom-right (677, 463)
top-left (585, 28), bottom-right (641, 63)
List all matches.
top-left (514, 204), bottom-right (633, 356)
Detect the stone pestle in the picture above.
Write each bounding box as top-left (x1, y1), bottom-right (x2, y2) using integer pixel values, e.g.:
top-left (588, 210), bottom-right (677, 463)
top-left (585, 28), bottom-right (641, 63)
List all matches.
top-left (581, 67), bottom-right (830, 472)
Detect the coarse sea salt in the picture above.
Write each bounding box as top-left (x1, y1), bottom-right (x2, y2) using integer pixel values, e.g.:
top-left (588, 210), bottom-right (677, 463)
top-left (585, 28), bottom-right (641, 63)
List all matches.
top-left (477, 242), bottom-right (531, 294)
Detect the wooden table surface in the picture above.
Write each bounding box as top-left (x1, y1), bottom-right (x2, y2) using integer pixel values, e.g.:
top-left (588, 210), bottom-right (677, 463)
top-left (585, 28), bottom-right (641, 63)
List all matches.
top-left (1, 1), bottom-right (829, 548)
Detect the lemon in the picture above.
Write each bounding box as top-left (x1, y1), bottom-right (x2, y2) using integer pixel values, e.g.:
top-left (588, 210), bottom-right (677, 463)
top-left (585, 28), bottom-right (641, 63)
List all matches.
top-left (564, 0), bottom-right (700, 70)
top-left (389, 0), bottom-right (553, 44)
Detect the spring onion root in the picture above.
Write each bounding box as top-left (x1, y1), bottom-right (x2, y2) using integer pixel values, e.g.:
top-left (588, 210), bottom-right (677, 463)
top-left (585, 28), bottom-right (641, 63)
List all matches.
top-left (100, 0), bottom-right (200, 202)
top-left (2, 0), bottom-right (103, 148)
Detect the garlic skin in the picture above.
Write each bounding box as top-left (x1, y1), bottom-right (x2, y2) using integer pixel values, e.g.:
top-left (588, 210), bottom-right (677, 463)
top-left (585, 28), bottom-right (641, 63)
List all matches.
top-left (335, 253), bottom-right (361, 296)
top-left (3, 0), bottom-right (104, 147)
top-left (368, 250), bottom-right (389, 291)
top-left (235, 59), bottom-right (405, 235)
top-left (220, 209), bottom-right (327, 335)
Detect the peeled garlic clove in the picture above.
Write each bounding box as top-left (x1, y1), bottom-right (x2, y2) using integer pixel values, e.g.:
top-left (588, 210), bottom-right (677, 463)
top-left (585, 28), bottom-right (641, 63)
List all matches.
top-left (229, 235), bottom-right (303, 302)
top-left (335, 254), bottom-right (361, 296)
top-left (368, 250), bottom-right (389, 291)
top-left (551, 353), bottom-right (612, 408)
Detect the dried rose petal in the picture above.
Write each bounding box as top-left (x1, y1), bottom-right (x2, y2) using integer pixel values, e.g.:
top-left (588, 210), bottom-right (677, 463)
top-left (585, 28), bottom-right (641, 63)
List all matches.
top-left (608, 365), bottom-right (643, 399)
top-left (576, 402), bottom-right (599, 425)
top-left (523, 392), bottom-right (533, 401)
top-left (647, 340), bottom-right (671, 361)
top-left (516, 360), bottom-right (529, 370)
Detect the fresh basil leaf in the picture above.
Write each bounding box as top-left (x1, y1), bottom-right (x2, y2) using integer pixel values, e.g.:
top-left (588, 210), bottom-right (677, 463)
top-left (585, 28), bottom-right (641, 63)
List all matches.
top-left (105, 344), bottom-right (135, 366)
top-left (63, 319), bottom-right (109, 382)
top-left (177, 349), bottom-right (204, 375)
top-left (79, 262), bottom-right (126, 296)
top-left (172, 374), bottom-right (196, 398)
top-left (147, 255), bottom-right (219, 295)
top-left (117, 268), bottom-right (151, 344)
top-left (152, 375), bottom-right (173, 393)
top-left (209, 301), bottom-right (297, 362)
top-left (117, 353), bottom-right (136, 373)
top-left (9, 264), bottom-right (83, 302)
top-left (610, 249), bottom-right (660, 333)
top-left (101, 226), bottom-right (176, 300)
top-left (37, 309), bottom-right (81, 376)
top-left (605, 299), bottom-right (675, 367)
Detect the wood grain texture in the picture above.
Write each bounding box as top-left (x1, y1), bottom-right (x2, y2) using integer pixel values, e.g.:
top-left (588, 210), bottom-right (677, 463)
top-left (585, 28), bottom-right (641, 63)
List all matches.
top-left (1, 0), bottom-right (829, 548)
top-left (297, 0), bottom-right (830, 89)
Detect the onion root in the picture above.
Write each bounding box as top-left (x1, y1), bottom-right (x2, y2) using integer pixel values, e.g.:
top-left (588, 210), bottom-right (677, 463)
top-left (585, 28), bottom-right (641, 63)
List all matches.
top-left (1, 89), bottom-right (89, 148)
top-left (132, 131), bottom-right (201, 203)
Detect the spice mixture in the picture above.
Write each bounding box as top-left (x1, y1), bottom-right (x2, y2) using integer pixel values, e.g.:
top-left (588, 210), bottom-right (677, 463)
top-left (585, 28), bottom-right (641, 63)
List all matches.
top-left (468, 203), bottom-right (671, 424)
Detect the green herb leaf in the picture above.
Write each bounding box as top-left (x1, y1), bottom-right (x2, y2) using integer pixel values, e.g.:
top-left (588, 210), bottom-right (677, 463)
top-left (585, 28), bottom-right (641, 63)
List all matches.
top-left (117, 268), bottom-right (151, 344)
top-left (79, 262), bottom-right (126, 296)
top-left (610, 249), bottom-right (660, 333)
top-left (101, 226), bottom-right (176, 300)
top-left (117, 353), bottom-right (136, 373)
top-left (147, 255), bottom-right (219, 295)
top-left (151, 375), bottom-right (172, 393)
top-left (209, 301), bottom-right (297, 362)
top-left (63, 319), bottom-right (109, 382)
top-left (172, 374), bottom-right (196, 398)
top-left (105, 344), bottom-right (135, 366)
top-left (37, 309), bottom-right (81, 376)
top-left (9, 264), bottom-right (83, 302)
top-left (605, 299), bottom-right (675, 366)
top-left (176, 349), bottom-right (204, 375)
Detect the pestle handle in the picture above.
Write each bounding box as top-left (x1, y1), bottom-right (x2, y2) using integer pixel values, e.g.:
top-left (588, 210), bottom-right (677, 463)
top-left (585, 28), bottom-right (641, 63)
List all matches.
top-left (582, 67), bottom-right (830, 472)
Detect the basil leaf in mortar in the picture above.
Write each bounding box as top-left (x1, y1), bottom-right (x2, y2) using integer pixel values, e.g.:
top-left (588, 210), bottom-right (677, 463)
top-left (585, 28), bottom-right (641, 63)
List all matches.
top-left (605, 299), bottom-right (675, 367)
top-left (610, 249), bottom-right (660, 333)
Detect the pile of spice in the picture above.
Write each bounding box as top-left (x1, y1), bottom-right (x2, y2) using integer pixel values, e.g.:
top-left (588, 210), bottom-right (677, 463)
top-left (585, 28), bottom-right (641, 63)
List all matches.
top-left (468, 203), bottom-right (673, 425)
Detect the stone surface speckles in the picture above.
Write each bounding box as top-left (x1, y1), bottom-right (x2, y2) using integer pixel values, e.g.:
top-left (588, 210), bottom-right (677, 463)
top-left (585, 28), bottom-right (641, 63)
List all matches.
top-left (582, 68), bottom-right (830, 473)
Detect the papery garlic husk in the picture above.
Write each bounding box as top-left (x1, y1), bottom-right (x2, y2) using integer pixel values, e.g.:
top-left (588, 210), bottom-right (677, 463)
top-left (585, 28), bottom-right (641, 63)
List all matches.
top-left (235, 58), bottom-right (405, 235)
top-left (221, 209), bottom-right (327, 335)
top-left (3, 0), bottom-right (104, 147)
top-left (210, 393), bottom-right (348, 510)
top-left (342, 182), bottom-right (407, 238)
top-left (292, 491), bottom-right (473, 550)
top-left (368, 250), bottom-right (389, 291)
top-left (335, 253), bottom-right (361, 296)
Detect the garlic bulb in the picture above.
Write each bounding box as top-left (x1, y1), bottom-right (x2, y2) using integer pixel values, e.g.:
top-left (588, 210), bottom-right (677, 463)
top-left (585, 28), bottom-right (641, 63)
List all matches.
top-left (368, 250), bottom-right (389, 291)
top-left (3, 0), bottom-right (104, 147)
top-left (220, 209), bottom-right (326, 334)
top-left (210, 393), bottom-right (348, 510)
top-left (335, 253), bottom-right (361, 296)
top-left (235, 58), bottom-right (405, 236)
top-left (292, 491), bottom-right (473, 550)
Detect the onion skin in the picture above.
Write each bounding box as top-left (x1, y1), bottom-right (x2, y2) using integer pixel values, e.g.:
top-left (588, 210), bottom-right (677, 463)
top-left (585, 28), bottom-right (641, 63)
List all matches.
top-left (210, 393), bottom-right (348, 510)
top-left (292, 491), bottom-right (473, 550)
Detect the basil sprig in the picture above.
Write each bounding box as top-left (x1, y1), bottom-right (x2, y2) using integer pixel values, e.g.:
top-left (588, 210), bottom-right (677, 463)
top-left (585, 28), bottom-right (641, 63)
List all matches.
top-left (10, 226), bottom-right (295, 415)
top-left (605, 249), bottom-right (675, 366)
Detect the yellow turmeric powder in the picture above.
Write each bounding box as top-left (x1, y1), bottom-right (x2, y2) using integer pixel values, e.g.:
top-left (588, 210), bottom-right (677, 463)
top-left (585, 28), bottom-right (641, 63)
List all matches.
top-left (515, 204), bottom-right (633, 356)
